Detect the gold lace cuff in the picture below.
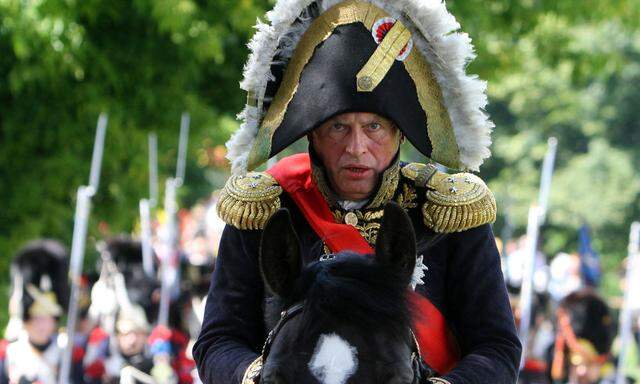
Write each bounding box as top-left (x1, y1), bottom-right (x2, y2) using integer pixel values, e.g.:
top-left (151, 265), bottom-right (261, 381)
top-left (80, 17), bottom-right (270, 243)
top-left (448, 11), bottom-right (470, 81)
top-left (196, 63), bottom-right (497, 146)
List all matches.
top-left (428, 378), bottom-right (452, 384)
top-left (242, 356), bottom-right (263, 384)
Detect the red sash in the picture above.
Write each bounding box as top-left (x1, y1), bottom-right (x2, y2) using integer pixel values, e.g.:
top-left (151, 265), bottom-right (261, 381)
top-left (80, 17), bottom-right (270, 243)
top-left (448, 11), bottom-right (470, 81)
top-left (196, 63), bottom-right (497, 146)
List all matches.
top-left (267, 153), bottom-right (459, 373)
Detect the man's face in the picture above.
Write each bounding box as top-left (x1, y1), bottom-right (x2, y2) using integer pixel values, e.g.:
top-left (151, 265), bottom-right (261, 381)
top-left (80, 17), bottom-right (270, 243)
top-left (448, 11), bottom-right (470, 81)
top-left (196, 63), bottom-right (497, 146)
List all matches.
top-left (117, 330), bottom-right (147, 356)
top-left (311, 112), bottom-right (400, 201)
top-left (25, 315), bottom-right (56, 345)
top-left (569, 359), bottom-right (602, 384)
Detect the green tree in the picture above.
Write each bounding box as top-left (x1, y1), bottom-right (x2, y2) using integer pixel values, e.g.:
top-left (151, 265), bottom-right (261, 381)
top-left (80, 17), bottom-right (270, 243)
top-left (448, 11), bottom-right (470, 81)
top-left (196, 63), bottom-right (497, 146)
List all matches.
top-left (449, 0), bottom-right (640, 295)
top-left (0, 0), bottom-right (269, 325)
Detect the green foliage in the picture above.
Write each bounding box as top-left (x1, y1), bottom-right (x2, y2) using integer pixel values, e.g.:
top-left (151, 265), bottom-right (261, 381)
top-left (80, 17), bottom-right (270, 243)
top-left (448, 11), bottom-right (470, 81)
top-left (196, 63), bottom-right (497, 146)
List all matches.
top-left (0, 0), bottom-right (269, 326)
top-left (551, 140), bottom-right (639, 229)
top-left (0, 0), bottom-right (639, 328)
top-left (402, 1), bottom-right (640, 297)
top-left (448, 0), bottom-right (640, 296)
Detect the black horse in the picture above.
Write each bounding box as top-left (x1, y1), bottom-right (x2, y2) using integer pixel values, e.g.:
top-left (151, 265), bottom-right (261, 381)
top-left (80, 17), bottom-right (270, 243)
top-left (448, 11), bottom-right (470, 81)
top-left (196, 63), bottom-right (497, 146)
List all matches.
top-left (258, 202), bottom-right (431, 383)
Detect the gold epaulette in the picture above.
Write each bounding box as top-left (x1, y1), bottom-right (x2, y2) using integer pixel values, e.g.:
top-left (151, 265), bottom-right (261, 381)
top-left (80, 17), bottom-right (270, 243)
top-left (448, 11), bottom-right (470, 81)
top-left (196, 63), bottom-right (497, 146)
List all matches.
top-left (217, 172), bottom-right (283, 230)
top-left (402, 163), bottom-right (496, 233)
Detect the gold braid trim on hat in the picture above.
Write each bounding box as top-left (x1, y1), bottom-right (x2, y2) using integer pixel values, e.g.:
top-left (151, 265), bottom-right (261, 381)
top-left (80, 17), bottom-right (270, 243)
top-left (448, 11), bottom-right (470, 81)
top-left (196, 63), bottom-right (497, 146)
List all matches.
top-left (217, 172), bottom-right (282, 230)
top-left (402, 162), bottom-right (496, 233)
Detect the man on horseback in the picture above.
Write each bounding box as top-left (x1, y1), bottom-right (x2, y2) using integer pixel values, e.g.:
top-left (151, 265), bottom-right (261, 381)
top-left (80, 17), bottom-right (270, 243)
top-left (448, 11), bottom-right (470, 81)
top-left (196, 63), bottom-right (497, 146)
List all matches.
top-left (194, 0), bottom-right (522, 383)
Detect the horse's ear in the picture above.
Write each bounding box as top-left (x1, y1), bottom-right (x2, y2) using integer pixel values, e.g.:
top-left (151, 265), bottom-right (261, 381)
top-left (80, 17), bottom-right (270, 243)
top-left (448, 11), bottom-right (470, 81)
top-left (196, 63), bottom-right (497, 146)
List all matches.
top-left (260, 209), bottom-right (302, 299)
top-left (375, 202), bottom-right (416, 286)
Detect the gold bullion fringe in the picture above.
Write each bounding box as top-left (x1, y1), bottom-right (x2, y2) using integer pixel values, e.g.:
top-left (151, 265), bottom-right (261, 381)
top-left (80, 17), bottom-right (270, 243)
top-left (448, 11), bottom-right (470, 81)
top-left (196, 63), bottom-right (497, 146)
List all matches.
top-left (422, 185), bottom-right (496, 233)
top-left (217, 173), bottom-right (282, 230)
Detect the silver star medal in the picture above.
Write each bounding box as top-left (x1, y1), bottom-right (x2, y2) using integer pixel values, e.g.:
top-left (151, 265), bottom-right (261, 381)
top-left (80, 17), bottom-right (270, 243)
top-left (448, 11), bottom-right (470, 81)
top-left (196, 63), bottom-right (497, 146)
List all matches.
top-left (411, 255), bottom-right (428, 290)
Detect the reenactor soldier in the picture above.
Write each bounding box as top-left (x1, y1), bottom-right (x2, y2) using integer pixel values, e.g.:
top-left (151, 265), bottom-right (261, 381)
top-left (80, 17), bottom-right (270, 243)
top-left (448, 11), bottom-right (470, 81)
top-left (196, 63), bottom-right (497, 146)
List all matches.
top-left (1, 240), bottom-right (82, 384)
top-left (194, 0), bottom-right (521, 383)
top-left (88, 237), bottom-right (199, 383)
top-left (84, 237), bottom-right (175, 384)
top-left (115, 305), bottom-right (156, 383)
top-left (549, 289), bottom-right (614, 384)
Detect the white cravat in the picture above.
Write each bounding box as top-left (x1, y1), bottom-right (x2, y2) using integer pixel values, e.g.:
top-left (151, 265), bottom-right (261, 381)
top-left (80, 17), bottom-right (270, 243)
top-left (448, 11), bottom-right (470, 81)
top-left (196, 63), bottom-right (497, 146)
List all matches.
top-left (337, 200), bottom-right (368, 211)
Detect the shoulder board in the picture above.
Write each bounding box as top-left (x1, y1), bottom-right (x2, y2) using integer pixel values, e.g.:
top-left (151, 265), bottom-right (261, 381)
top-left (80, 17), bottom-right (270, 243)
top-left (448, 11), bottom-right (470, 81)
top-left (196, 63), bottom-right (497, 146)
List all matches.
top-left (217, 172), bottom-right (283, 230)
top-left (401, 162), bottom-right (438, 187)
top-left (402, 163), bottom-right (496, 233)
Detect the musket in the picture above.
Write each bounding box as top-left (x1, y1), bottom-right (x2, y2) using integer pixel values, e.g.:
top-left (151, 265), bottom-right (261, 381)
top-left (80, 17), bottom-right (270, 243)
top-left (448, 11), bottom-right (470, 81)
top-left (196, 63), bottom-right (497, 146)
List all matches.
top-left (518, 137), bottom-right (558, 368)
top-left (58, 114), bottom-right (108, 384)
top-left (149, 133), bottom-right (159, 206)
top-left (120, 366), bottom-right (156, 384)
top-left (176, 113), bottom-right (190, 187)
top-left (140, 134), bottom-right (159, 278)
top-left (157, 113), bottom-right (190, 328)
top-left (615, 222), bottom-right (640, 384)
top-left (139, 200), bottom-right (154, 279)
top-left (500, 194), bottom-right (514, 267)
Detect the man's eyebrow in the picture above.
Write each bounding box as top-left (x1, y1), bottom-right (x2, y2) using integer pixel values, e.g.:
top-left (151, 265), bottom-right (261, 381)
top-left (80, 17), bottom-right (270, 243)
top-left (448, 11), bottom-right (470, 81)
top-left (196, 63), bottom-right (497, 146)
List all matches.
top-left (332, 116), bottom-right (383, 125)
top-left (362, 118), bottom-right (382, 125)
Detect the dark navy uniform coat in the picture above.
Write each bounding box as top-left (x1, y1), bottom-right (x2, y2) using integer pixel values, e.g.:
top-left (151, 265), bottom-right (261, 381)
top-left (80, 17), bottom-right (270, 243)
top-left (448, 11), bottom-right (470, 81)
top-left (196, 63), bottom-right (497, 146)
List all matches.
top-left (194, 180), bottom-right (521, 383)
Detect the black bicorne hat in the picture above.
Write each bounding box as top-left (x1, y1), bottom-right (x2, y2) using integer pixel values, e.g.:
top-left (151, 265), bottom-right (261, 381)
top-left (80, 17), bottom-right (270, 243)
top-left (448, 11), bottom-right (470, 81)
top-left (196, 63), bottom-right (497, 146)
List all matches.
top-left (226, 0), bottom-right (494, 174)
top-left (267, 22), bottom-right (433, 161)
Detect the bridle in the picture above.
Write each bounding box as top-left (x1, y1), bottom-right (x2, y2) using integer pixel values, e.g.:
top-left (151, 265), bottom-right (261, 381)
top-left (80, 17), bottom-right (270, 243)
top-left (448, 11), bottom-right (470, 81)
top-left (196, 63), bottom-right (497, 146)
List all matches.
top-left (258, 300), bottom-right (433, 383)
top-left (261, 301), bottom-right (305, 359)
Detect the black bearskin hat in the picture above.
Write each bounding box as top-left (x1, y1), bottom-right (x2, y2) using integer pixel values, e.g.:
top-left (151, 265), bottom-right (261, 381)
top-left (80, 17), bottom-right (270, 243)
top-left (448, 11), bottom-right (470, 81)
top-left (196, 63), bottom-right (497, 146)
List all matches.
top-left (10, 239), bottom-right (69, 321)
top-left (102, 237), bottom-right (159, 321)
top-left (559, 289), bottom-right (613, 355)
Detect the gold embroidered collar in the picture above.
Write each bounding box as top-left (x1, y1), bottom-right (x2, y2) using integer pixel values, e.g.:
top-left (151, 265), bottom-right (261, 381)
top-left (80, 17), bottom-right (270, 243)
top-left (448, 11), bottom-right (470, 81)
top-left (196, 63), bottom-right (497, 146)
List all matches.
top-left (310, 155), bottom-right (400, 211)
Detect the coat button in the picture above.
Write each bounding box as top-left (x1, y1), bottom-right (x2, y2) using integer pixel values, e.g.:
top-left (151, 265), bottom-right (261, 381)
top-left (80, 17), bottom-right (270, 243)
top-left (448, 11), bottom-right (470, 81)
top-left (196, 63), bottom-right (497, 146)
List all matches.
top-left (344, 212), bottom-right (358, 227)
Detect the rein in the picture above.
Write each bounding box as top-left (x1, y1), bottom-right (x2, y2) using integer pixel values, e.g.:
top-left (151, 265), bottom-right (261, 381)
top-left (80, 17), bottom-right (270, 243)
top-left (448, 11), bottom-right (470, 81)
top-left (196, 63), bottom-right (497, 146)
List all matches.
top-left (261, 301), bottom-right (305, 359)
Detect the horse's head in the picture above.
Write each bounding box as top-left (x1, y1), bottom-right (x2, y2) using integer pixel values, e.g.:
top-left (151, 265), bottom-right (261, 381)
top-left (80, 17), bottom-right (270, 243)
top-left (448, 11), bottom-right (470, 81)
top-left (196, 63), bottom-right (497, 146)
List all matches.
top-left (259, 202), bottom-right (421, 383)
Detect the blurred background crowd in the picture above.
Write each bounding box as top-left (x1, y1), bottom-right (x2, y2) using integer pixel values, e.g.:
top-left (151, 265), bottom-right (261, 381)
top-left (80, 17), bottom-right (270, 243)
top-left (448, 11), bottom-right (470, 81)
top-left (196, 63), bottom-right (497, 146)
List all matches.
top-left (1, 0), bottom-right (639, 383)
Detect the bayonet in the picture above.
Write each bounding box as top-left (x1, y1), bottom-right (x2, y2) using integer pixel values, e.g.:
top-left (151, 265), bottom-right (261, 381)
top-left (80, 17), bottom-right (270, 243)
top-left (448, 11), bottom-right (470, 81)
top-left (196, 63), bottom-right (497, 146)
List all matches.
top-left (59, 113), bottom-right (108, 384)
